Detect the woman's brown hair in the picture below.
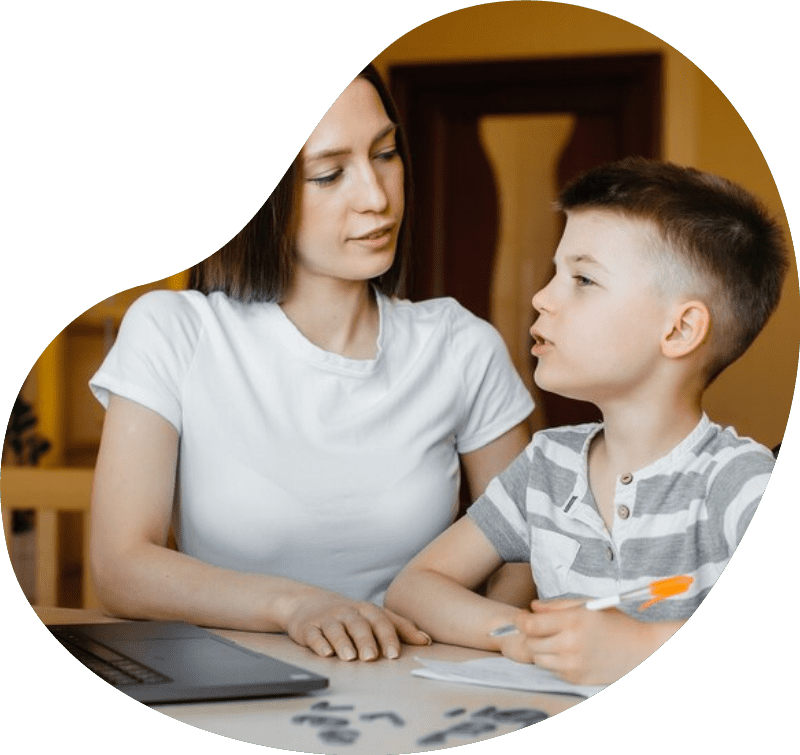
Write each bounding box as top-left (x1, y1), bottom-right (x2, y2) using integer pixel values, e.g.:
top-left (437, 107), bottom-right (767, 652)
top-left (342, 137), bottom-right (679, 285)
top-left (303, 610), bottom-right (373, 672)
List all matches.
top-left (188, 63), bottom-right (413, 302)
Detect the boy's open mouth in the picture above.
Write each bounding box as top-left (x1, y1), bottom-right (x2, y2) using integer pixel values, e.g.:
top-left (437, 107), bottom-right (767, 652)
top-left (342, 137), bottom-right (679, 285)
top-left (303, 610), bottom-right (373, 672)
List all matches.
top-left (530, 329), bottom-right (549, 347)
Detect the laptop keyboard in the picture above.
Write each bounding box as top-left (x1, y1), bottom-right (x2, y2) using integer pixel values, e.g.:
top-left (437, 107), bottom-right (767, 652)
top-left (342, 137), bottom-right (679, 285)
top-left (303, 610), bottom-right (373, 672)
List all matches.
top-left (51, 628), bottom-right (171, 686)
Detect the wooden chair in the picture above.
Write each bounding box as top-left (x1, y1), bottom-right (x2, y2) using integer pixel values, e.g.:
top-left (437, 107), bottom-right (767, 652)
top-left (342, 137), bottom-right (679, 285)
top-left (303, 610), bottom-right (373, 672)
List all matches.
top-left (1, 466), bottom-right (100, 609)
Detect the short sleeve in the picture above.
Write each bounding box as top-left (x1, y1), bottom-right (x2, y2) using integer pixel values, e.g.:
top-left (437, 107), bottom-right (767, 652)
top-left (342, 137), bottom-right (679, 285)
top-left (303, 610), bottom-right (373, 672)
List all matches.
top-left (467, 443), bottom-right (534, 562)
top-left (89, 290), bottom-right (204, 433)
top-left (448, 302), bottom-right (534, 453)
top-left (706, 443), bottom-right (775, 555)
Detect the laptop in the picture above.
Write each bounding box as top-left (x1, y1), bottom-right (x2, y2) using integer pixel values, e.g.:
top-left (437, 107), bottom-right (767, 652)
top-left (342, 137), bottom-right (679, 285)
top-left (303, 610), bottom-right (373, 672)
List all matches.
top-left (47, 620), bottom-right (328, 704)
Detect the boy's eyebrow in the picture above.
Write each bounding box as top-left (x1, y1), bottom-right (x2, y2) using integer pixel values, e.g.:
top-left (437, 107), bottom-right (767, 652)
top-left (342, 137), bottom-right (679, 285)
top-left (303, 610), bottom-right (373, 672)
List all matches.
top-left (304, 123), bottom-right (397, 163)
top-left (563, 253), bottom-right (609, 271)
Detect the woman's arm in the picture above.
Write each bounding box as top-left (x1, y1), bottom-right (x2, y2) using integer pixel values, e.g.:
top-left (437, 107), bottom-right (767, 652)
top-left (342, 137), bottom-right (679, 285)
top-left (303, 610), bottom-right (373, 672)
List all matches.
top-left (90, 394), bottom-right (429, 660)
top-left (460, 422), bottom-right (536, 607)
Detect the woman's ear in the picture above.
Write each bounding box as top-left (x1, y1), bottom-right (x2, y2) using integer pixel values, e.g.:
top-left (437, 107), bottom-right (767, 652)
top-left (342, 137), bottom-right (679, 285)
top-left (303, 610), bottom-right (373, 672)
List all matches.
top-left (661, 300), bottom-right (711, 359)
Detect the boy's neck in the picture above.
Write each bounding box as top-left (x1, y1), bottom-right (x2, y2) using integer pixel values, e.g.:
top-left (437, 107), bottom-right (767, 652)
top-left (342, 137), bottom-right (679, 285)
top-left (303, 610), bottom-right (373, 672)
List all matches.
top-left (593, 394), bottom-right (704, 477)
top-left (588, 395), bottom-right (703, 532)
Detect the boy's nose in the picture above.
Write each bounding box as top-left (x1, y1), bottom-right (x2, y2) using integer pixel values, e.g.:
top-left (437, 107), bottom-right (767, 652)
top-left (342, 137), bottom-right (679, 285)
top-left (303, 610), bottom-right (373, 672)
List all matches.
top-left (531, 287), bottom-right (549, 313)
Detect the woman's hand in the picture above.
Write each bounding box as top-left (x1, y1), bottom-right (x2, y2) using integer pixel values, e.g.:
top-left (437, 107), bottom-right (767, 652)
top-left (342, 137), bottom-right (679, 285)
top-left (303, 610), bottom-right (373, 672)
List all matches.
top-left (284, 591), bottom-right (432, 660)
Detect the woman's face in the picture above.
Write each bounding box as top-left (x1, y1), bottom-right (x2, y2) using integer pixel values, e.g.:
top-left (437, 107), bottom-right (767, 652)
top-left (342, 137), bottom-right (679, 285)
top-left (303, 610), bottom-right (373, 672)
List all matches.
top-left (294, 77), bottom-right (405, 287)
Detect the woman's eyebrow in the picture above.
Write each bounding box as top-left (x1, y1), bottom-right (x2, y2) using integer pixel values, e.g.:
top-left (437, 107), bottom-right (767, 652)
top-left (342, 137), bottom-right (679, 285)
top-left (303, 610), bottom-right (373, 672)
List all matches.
top-left (304, 123), bottom-right (397, 163)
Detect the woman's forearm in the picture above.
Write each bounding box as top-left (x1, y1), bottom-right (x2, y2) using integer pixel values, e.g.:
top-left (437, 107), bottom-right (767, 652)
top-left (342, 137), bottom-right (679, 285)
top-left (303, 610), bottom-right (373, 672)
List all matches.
top-left (92, 541), bottom-right (324, 632)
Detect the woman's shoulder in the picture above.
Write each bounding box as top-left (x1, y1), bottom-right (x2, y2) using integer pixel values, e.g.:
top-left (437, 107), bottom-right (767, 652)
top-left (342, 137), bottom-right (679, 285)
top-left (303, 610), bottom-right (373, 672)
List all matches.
top-left (387, 295), bottom-right (496, 338)
top-left (124, 288), bottom-right (245, 332)
top-left (113, 290), bottom-right (216, 355)
top-left (384, 296), bottom-right (509, 370)
top-left (124, 287), bottom-right (207, 320)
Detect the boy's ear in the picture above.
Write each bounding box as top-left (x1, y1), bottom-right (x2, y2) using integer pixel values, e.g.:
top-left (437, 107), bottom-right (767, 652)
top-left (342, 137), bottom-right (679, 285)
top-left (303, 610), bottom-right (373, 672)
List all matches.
top-left (661, 300), bottom-right (711, 359)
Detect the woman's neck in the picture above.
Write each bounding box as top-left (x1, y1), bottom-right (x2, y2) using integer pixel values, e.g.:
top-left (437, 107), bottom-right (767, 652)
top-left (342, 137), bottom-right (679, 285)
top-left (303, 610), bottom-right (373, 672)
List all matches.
top-left (279, 277), bottom-right (379, 360)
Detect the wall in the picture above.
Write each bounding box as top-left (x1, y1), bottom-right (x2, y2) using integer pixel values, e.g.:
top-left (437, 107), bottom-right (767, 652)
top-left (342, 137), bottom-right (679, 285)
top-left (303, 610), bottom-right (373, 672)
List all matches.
top-left (374, 1), bottom-right (798, 447)
top-left (480, 114), bottom-right (576, 432)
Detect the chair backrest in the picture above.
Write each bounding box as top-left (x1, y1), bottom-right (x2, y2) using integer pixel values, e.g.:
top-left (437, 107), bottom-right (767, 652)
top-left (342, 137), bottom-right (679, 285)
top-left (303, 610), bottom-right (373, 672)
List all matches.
top-left (1, 466), bottom-right (99, 609)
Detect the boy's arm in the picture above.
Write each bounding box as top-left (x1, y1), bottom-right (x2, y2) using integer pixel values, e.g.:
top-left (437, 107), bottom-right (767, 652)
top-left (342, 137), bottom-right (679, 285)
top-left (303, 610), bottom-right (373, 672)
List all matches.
top-left (384, 516), bottom-right (530, 651)
top-left (505, 598), bottom-right (685, 685)
top-left (460, 423), bottom-right (537, 608)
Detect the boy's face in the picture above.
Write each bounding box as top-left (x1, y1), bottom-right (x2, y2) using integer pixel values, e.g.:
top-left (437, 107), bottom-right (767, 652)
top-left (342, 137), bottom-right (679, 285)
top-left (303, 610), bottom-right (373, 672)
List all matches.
top-left (530, 209), bottom-right (675, 405)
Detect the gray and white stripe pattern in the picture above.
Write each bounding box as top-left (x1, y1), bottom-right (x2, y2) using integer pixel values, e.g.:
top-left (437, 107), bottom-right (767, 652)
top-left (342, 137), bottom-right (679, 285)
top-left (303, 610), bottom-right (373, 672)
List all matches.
top-left (468, 415), bottom-right (774, 622)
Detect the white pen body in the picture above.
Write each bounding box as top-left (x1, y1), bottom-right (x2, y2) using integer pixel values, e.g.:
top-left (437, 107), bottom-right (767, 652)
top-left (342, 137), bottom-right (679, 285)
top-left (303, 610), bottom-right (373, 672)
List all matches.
top-left (584, 595), bottom-right (623, 611)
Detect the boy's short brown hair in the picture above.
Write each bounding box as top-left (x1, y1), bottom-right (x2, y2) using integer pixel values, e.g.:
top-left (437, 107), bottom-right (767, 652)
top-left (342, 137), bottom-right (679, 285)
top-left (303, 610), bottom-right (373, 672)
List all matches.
top-left (558, 157), bottom-right (789, 383)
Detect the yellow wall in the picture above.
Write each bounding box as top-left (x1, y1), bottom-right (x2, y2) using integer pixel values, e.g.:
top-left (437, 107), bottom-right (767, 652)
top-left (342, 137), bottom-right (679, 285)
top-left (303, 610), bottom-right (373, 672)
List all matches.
top-left (22, 271), bottom-right (189, 469)
top-left (374, 1), bottom-right (798, 447)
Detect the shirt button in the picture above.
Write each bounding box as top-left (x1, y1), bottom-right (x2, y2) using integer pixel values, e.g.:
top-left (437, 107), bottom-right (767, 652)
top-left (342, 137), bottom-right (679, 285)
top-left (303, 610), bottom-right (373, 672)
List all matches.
top-left (605, 546), bottom-right (614, 561)
top-left (617, 505), bottom-right (631, 520)
top-left (620, 472), bottom-right (634, 485)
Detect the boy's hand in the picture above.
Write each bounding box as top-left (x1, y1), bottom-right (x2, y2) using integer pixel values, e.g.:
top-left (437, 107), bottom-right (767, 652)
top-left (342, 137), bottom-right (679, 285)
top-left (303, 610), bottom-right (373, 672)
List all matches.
top-left (499, 598), bottom-right (680, 686)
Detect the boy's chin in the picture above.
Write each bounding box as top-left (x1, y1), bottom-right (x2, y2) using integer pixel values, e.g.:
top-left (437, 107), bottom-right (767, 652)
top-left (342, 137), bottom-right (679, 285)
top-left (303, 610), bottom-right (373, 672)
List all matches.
top-left (534, 369), bottom-right (567, 396)
top-left (533, 371), bottom-right (592, 404)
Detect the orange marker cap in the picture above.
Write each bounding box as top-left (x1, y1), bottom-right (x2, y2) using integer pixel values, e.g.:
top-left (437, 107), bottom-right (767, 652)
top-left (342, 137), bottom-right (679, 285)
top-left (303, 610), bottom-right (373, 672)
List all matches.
top-left (638, 575), bottom-right (694, 611)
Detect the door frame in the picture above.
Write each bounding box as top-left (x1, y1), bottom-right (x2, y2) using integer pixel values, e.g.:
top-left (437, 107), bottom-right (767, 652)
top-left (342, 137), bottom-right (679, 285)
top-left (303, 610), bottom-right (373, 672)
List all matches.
top-left (389, 54), bottom-right (663, 306)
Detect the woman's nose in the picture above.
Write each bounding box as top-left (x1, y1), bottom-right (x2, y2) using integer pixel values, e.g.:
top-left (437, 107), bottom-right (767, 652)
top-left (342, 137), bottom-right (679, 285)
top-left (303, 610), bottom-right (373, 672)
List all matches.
top-left (353, 165), bottom-right (388, 213)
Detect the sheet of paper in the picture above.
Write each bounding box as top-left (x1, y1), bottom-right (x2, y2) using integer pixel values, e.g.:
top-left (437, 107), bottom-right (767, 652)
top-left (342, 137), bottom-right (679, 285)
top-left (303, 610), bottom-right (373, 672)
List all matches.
top-left (412, 656), bottom-right (606, 698)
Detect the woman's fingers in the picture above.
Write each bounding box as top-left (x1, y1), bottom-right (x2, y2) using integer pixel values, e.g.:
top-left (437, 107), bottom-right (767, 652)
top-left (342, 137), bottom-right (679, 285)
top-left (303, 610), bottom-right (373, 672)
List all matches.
top-left (301, 624), bottom-right (335, 658)
top-left (383, 608), bottom-right (432, 647)
top-left (290, 599), bottom-right (426, 660)
top-left (365, 610), bottom-right (404, 659)
top-left (338, 609), bottom-right (385, 660)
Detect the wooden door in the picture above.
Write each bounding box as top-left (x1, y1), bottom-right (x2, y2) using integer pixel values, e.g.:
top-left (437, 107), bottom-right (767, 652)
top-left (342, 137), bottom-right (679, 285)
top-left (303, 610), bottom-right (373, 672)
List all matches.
top-left (390, 55), bottom-right (662, 432)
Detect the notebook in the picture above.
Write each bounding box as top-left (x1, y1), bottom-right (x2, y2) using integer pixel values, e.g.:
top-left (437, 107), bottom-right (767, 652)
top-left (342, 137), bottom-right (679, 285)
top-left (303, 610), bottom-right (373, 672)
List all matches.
top-left (47, 620), bottom-right (328, 704)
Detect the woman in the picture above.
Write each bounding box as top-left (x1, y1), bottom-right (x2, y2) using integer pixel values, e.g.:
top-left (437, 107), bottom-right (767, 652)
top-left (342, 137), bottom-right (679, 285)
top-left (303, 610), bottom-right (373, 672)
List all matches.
top-left (89, 65), bottom-right (533, 662)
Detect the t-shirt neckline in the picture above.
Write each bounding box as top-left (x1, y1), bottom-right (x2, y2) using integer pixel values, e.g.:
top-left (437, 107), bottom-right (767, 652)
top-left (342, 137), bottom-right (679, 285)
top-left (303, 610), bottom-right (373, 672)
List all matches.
top-left (577, 412), bottom-right (712, 485)
top-left (269, 288), bottom-right (386, 376)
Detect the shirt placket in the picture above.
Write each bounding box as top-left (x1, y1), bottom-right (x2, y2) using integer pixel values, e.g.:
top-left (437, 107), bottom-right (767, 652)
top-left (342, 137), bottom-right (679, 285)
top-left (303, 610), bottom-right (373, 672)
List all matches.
top-left (608, 471), bottom-right (636, 578)
top-left (563, 482), bottom-right (620, 579)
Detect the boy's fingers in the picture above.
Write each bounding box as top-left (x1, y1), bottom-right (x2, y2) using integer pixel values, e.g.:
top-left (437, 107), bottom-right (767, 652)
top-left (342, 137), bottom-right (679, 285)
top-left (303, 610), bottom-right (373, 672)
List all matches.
top-left (528, 651), bottom-right (563, 672)
top-left (531, 653), bottom-right (566, 678)
top-left (519, 610), bottom-right (570, 637)
top-left (522, 631), bottom-right (563, 656)
top-left (530, 598), bottom-right (584, 612)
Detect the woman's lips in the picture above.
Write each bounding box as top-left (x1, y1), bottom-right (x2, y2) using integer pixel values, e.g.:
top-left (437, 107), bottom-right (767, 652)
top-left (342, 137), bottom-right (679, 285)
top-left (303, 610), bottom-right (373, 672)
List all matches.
top-left (350, 223), bottom-right (396, 248)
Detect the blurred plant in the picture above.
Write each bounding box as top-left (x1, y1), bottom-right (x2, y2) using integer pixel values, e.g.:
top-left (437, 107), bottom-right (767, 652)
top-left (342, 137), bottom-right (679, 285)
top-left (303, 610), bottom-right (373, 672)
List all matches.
top-left (4, 392), bottom-right (51, 534)
top-left (4, 392), bottom-right (51, 466)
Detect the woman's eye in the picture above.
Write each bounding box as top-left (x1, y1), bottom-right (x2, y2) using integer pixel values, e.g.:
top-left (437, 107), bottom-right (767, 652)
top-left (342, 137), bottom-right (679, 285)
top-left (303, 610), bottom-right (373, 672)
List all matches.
top-left (374, 147), bottom-right (398, 162)
top-left (574, 275), bottom-right (594, 287)
top-left (309, 170), bottom-right (341, 186)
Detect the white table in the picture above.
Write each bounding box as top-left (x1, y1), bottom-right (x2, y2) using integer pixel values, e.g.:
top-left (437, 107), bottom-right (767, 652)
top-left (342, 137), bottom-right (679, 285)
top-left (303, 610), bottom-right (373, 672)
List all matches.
top-left (36, 606), bottom-right (583, 753)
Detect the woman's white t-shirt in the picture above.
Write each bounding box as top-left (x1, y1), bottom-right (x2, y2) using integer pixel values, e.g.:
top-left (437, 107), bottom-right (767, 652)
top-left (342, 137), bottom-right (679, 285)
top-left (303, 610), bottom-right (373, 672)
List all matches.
top-left (90, 289), bottom-right (533, 604)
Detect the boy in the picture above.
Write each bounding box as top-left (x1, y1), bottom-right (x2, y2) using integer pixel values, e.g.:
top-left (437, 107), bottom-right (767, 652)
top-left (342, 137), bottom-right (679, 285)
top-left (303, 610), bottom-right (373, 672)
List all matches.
top-left (385, 157), bottom-right (787, 685)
